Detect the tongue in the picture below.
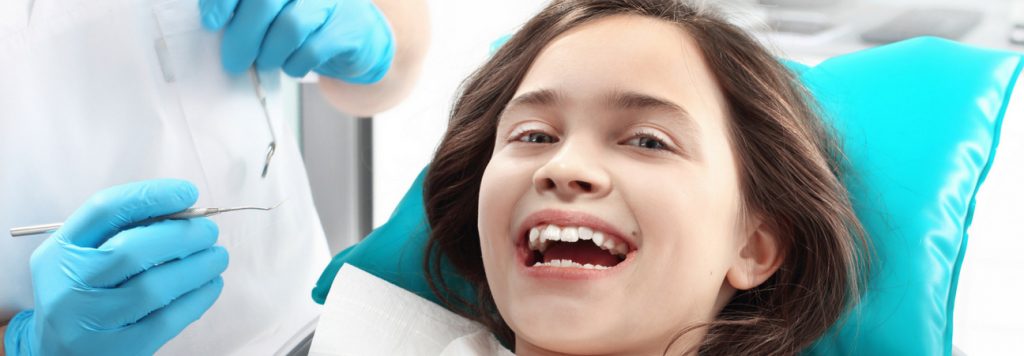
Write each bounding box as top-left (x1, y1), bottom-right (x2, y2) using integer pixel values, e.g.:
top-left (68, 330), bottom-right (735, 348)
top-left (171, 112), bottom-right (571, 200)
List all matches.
top-left (543, 241), bottom-right (621, 267)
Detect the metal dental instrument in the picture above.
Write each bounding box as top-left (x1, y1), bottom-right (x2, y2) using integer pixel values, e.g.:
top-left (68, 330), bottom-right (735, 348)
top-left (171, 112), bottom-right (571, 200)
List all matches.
top-left (250, 68), bottom-right (277, 179)
top-left (9, 202), bottom-right (283, 238)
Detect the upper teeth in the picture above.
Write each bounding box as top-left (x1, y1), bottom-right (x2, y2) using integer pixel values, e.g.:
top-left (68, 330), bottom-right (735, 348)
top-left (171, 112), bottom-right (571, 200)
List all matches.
top-left (528, 224), bottom-right (629, 256)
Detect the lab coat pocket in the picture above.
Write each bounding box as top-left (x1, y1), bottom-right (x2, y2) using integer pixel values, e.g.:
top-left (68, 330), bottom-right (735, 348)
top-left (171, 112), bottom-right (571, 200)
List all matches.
top-left (151, 0), bottom-right (288, 238)
top-left (149, 0), bottom-right (292, 254)
top-left (153, 0), bottom-right (212, 83)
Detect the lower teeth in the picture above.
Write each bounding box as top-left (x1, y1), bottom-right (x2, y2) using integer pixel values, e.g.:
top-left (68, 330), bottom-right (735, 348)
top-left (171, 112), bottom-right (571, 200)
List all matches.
top-left (533, 260), bottom-right (610, 270)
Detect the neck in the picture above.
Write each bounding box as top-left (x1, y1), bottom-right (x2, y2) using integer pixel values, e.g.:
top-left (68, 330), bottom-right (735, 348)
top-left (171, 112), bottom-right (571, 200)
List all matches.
top-left (513, 334), bottom-right (700, 356)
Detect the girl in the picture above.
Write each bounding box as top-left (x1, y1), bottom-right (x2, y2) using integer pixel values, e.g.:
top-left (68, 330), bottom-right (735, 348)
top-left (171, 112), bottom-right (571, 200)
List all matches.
top-left (424, 0), bottom-right (869, 354)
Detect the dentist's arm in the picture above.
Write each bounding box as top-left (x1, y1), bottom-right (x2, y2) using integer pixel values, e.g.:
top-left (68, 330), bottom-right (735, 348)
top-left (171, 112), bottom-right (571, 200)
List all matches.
top-left (2, 323), bottom-right (7, 355)
top-left (201, 0), bottom-right (431, 117)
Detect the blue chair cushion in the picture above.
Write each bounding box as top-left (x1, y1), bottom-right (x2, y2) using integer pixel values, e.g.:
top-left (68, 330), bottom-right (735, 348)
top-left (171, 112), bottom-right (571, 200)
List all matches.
top-left (312, 37), bottom-right (1023, 355)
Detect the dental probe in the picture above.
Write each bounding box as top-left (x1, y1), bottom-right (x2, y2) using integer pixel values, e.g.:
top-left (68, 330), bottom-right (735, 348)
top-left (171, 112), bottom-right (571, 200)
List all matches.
top-left (9, 202), bottom-right (283, 238)
top-left (250, 68), bottom-right (277, 179)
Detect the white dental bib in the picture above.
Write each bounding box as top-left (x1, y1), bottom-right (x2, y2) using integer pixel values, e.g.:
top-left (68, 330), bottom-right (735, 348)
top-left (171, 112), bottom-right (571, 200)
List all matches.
top-left (312, 264), bottom-right (513, 355)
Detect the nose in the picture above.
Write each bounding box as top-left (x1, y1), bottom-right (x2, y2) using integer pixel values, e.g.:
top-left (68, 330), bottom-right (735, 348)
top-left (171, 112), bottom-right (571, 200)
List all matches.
top-left (532, 141), bottom-right (611, 200)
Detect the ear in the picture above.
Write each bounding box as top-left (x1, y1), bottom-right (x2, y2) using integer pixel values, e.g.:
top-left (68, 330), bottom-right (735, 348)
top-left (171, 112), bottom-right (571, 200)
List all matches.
top-left (725, 216), bottom-right (785, 291)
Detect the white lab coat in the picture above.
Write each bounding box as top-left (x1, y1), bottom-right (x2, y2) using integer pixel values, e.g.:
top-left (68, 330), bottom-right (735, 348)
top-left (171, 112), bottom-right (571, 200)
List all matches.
top-left (0, 0), bottom-right (330, 354)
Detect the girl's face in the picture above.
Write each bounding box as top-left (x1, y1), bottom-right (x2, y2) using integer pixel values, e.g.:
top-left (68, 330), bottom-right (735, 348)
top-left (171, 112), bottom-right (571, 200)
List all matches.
top-left (477, 15), bottom-right (781, 354)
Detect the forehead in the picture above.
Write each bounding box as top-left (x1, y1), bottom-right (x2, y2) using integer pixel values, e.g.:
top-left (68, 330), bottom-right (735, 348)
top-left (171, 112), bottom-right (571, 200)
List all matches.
top-left (512, 14), bottom-right (726, 124)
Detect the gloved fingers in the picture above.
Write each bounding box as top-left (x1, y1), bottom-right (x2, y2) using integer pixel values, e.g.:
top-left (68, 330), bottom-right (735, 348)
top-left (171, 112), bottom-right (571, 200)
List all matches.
top-left (77, 218), bottom-right (220, 288)
top-left (106, 246), bottom-right (228, 328)
top-left (124, 277), bottom-right (224, 355)
top-left (300, 3), bottom-right (394, 83)
top-left (256, 0), bottom-right (333, 71)
top-left (2, 310), bottom-right (36, 354)
top-left (314, 34), bottom-right (393, 83)
top-left (221, 0), bottom-right (292, 74)
top-left (281, 27), bottom-right (348, 79)
top-left (200, 0), bottom-right (241, 30)
top-left (56, 179), bottom-right (198, 249)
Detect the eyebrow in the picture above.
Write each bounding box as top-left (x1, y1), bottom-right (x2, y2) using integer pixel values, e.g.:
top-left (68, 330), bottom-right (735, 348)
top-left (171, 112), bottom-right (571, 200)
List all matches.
top-left (607, 91), bottom-right (696, 127)
top-left (505, 89), bottom-right (565, 109)
top-left (504, 89), bottom-right (700, 136)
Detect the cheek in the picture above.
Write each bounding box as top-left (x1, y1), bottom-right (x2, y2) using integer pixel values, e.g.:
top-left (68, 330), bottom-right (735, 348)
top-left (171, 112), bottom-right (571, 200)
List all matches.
top-left (638, 192), bottom-right (739, 329)
top-left (478, 154), bottom-right (532, 262)
top-left (477, 153), bottom-right (537, 324)
top-left (629, 162), bottom-right (741, 243)
top-left (623, 160), bottom-right (744, 291)
top-left (633, 175), bottom-right (737, 272)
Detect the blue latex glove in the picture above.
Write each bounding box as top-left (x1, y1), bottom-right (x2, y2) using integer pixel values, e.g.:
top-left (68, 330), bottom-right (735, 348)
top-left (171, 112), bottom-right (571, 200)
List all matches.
top-left (3, 180), bottom-right (228, 356)
top-left (199, 0), bottom-right (395, 84)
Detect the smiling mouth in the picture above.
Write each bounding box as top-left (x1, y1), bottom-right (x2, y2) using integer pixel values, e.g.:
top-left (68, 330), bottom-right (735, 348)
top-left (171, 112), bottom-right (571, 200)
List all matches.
top-left (523, 224), bottom-right (633, 269)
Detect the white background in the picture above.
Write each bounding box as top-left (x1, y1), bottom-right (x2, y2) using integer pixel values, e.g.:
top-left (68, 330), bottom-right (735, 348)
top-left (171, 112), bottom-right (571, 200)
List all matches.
top-left (369, 1), bottom-right (1023, 354)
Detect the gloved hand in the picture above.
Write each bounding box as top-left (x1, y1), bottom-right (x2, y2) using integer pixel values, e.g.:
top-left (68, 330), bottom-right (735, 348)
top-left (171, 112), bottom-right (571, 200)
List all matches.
top-left (3, 180), bottom-right (228, 356)
top-left (199, 0), bottom-right (395, 84)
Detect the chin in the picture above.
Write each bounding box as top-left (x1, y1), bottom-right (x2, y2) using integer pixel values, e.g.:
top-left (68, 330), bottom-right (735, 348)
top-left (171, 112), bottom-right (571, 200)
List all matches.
top-left (505, 299), bottom-right (628, 354)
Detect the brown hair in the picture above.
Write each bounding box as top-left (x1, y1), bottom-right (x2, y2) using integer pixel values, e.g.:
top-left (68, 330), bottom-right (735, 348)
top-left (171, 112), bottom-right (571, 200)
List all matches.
top-left (423, 0), bottom-right (870, 354)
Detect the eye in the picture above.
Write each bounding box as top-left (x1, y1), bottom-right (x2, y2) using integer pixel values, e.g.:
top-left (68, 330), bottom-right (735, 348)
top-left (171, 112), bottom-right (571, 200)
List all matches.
top-left (625, 133), bottom-right (670, 151)
top-left (515, 131), bottom-right (558, 144)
